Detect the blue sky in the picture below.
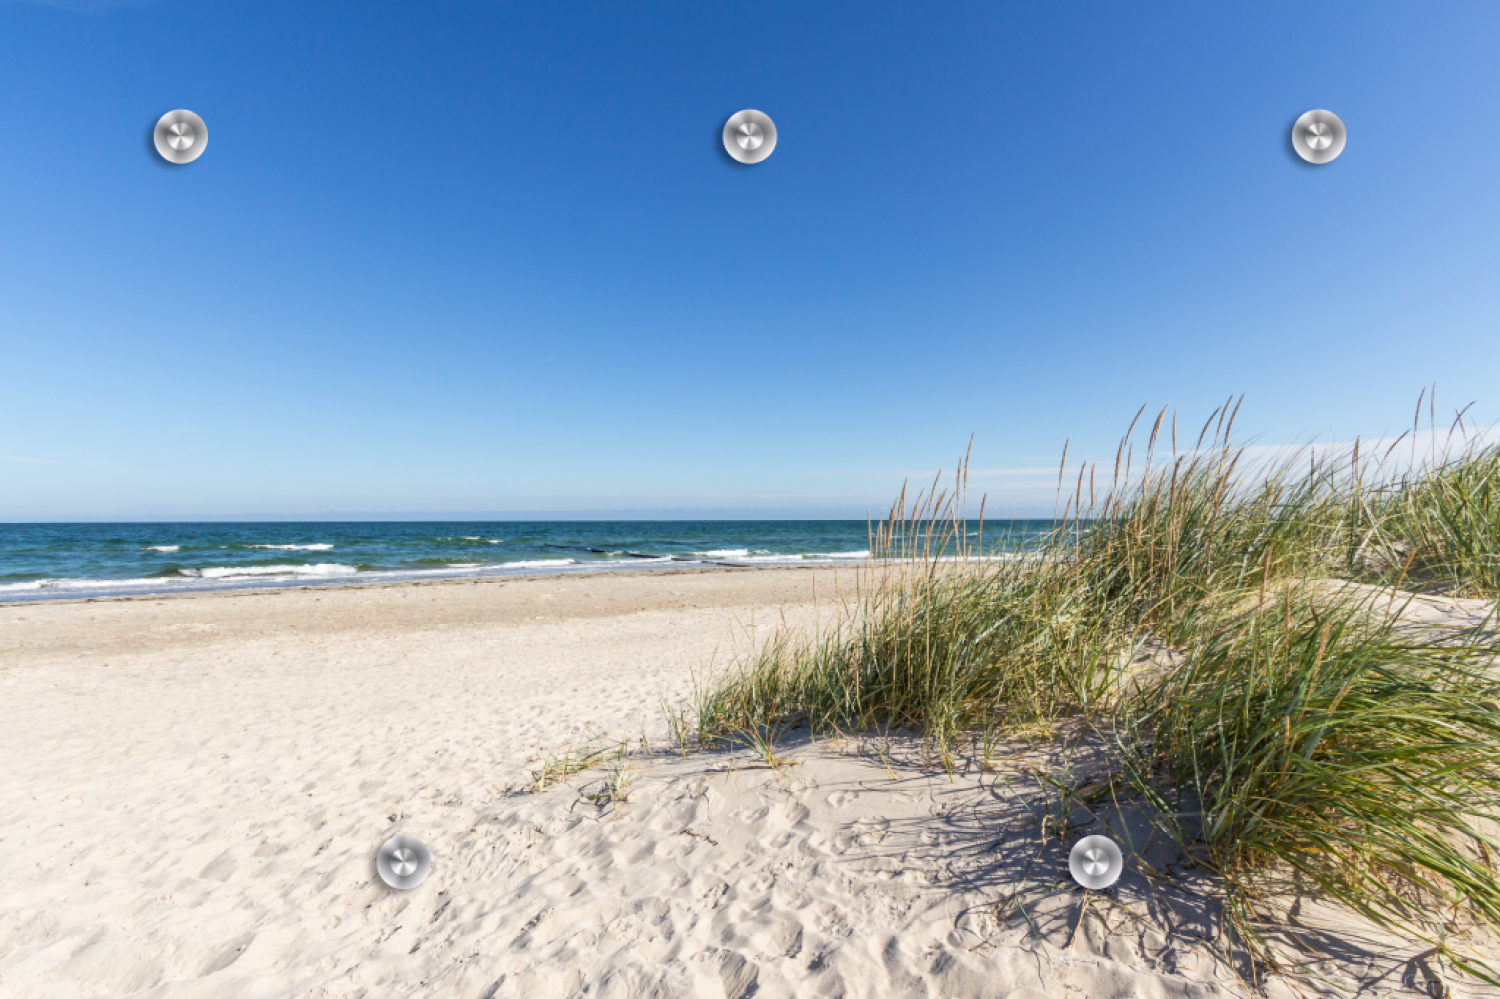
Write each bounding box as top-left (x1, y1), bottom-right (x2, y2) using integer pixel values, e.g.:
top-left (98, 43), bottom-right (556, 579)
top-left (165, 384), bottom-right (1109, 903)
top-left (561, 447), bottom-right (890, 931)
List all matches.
top-left (2, 1), bottom-right (1497, 520)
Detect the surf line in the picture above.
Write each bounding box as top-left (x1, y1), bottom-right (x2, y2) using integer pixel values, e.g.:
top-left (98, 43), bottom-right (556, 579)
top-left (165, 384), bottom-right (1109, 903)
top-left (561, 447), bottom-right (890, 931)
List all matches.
top-left (541, 543), bottom-right (748, 568)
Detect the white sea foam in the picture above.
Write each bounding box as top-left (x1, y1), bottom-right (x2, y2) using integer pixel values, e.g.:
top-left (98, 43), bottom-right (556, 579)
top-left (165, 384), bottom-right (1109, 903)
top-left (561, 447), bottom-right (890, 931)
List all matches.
top-left (693, 548), bottom-right (872, 563)
top-left (146, 545), bottom-right (181, 552)
top-left (181, 564), bottom-right (358, 579)
top-left (0, 576), bottom-right (186, 594)
top-left (0, 552), bottom-right (1032, 604)
top-left (250, 544), bottom-right (334, 551)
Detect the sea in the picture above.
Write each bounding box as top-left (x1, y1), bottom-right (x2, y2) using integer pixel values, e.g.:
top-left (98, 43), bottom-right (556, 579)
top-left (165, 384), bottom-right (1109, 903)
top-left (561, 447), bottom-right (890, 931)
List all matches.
top-left (0, 521), bottom-right (1057, 603)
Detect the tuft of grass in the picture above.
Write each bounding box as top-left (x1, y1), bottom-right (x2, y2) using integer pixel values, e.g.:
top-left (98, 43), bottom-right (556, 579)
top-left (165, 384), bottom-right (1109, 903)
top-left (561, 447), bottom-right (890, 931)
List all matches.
top-left (697, 526), bottom-right (1133, 749)
top-left (660, 695), bottom-right (695, 758)
top-left (528, 736), bottom-right (615, 793)
top-left (1120, 584), bottom-right (1500, 983)
top-left (976, 724), bottom-right (1000, 773)
top-left (584, 742), bottom-right (636, 816)
top-left (1063, 399), bottom-right (1352, 646)
top-left (728, 717), bottom-right (802, 773)
top-left (1340, 390), bottom-right (1500, 600)
top-left (1364, 441), bottom-right (1500, 599)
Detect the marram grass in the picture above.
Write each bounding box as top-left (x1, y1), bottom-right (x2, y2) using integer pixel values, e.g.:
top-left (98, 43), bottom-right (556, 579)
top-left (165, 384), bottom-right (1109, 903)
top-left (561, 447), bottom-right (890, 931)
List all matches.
top-left (697, 395), bottom-right (1500, 985)
top-left (1122, 584), bottom-right (1500, 984)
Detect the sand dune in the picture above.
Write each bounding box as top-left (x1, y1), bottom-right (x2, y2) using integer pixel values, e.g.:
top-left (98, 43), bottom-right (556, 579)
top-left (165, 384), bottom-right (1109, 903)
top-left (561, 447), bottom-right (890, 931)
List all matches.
top-left (1, 568), bottom-right (1492, 997)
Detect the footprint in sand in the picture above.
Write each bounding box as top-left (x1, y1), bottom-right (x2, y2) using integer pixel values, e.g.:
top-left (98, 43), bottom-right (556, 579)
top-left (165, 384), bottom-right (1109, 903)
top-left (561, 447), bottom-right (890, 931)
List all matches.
top-left (853, 815), bottom-right (888, 844)
top-left (774, 800), bottom-right (810, 825)
top-left (918, 827), bottom-right (951, 847)
top-left (833, 815), bottom-right (889, 851)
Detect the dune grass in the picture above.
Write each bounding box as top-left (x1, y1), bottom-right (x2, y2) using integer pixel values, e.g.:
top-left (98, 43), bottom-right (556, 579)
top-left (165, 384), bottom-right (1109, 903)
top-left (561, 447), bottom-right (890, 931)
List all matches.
top-left (1122, 584), bottom-right (1500, 984)
top-left (1364, 442), bottom-right (1500, 599)
top-left (695, 394), bottom-right (1500, 985)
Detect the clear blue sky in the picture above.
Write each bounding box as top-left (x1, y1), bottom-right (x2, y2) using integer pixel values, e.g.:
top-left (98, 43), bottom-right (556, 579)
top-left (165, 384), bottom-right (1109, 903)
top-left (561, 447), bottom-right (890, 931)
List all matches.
top-left (2, 1), bottom-right (1497, 520)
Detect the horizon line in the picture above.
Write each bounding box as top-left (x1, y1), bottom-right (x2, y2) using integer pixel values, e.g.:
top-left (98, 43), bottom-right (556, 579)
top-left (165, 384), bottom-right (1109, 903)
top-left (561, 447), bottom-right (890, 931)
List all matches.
top-left (0, 510), bottom-right (1061, 524)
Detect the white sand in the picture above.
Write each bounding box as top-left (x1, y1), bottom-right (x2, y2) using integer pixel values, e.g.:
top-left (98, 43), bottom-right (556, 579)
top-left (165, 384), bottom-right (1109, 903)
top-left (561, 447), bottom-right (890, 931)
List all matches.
top-left (1, 568), bottom-right (1493, 998)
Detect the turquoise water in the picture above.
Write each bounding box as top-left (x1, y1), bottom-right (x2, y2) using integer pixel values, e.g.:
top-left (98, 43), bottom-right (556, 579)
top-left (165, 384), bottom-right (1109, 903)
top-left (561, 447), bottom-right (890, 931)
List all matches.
top-left (0, 521), bottom-right (1056, 602)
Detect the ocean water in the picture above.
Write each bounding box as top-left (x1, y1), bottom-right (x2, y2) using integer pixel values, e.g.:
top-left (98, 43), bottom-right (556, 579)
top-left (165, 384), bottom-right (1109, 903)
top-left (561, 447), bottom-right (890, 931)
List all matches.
top-left (0, 521), bottom-right (1057, 603)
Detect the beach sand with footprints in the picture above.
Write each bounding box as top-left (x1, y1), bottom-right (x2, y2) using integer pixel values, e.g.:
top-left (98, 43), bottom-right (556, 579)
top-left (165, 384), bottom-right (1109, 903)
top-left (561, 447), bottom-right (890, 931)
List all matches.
top-left (1, 567), bottom-right (1495, 998)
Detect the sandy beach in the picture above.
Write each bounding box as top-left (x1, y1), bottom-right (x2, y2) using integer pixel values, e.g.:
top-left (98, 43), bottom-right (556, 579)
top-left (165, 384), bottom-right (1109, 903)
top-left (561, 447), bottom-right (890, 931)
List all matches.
top-left (2, 567), bottom-right (1494, 998)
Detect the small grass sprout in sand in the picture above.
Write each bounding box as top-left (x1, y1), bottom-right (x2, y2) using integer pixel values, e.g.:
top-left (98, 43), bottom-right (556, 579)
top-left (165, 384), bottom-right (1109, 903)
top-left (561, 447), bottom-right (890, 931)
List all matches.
top-left (659, 695), bottom-right (695, 758)
top-left (976, 723), bottom-right (1002, 773)
top-left (584, 742), bottom-right (636, 817)
top-left (528, 734), bottom-right (616, 793)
